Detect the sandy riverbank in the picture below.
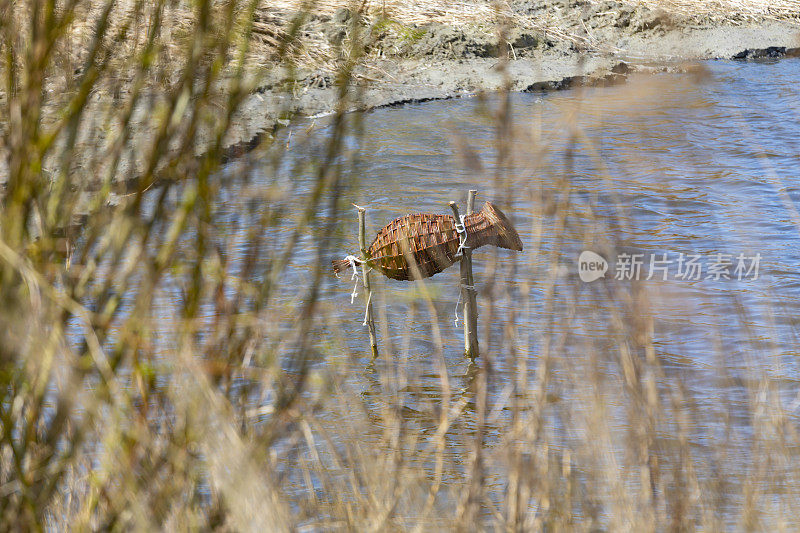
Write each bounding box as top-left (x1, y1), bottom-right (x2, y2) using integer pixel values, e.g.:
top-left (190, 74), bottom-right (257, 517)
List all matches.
top-left (222, 1), bottom-right (800, 155)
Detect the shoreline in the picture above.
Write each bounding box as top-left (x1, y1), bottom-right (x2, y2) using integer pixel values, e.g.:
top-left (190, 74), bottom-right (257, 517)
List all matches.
top-left (3, 9), bottom-right (798, 201)
top-left (222, 20), bottom-right (800, 158)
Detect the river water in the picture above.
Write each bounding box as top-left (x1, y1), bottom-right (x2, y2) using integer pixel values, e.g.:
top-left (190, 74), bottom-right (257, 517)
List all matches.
top-left (162, 57), bottom-right (800, 524)
top-left (266, 59), bottom-right (800, 383)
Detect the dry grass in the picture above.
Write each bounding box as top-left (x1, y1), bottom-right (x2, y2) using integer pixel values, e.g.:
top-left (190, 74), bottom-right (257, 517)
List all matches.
top-left (3, 0), bottom-right (797, 113)
top-left (268, 0), bottom-right (800, 25)
top-left (636, 0), bottom-right (800, 23)
top-left (2, 0), bottom-right (800, 530)
top-left (269, 0), bottom-right (510, 26)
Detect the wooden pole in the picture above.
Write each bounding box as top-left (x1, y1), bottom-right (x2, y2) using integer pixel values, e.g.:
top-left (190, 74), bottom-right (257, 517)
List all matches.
top-left (464, 190), bottom-right (479, 358)
top-left (357, 207), bottom-right (379, 358)
top-left (449, 194), bottom-right (479, 359)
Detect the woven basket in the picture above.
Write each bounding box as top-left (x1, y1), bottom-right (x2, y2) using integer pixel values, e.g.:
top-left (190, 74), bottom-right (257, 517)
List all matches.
top-left (333, 202), bottom-right (522, 281)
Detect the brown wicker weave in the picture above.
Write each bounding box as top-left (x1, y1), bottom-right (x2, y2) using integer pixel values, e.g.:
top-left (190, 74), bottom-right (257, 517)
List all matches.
top-left (332, 202), bottom-right (523, 281)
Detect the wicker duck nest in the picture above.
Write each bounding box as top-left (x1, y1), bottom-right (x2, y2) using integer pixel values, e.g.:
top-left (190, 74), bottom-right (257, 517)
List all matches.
top-left (332, 202), bottom-right (522, 281)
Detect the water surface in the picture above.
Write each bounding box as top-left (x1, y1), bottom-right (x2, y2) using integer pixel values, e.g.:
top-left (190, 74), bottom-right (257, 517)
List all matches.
top-left (156, 57), bottom-right (800, 523)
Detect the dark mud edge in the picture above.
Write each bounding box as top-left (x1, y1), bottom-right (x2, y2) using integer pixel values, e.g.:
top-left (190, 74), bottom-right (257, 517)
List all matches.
top-left (221, 61), bottom-right (634, 161)
top-left (732, 46), bottom-right (800, 60)
top-left (222, 45), bottom-right (800, 162)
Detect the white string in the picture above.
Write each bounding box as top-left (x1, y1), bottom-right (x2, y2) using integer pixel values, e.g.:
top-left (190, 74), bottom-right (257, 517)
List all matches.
top-left (454, 214), bottom-right (468, 257)
top-left (453, 209), bottom-right (471, 325)
top-left (344, 254), bottom-right (362, 303)
top-left (454, 214), bottom-right (466, 256)
top-left (340, 253), bottom-right (375, 328)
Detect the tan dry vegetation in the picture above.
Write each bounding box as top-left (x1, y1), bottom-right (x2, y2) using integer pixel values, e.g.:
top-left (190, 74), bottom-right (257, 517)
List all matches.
top-left (636, 0), bottom-right (800, 23)
top-left (19, 0), bottom-right (800, 95)
top-left (269, 0), bottom-right (800, 24)
top-left (270, 0), bottom-right (510, 25)
top-left (2, 0), bottom-right (800, 530)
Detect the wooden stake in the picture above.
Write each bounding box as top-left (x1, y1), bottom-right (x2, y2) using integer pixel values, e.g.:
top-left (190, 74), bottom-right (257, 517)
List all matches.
top-left (358, 207), bottom-right (379, 358)
top-left (464, 190), bottom-right (479, 358)
top-left (449, 193), bottom-right (479, 359)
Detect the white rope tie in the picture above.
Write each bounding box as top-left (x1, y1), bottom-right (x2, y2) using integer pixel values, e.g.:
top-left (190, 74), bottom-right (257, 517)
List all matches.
top-left (341, 254), bottom-right (374, 328)
top-left (454, 214), bottom-right (468, 258)
top-left (344, 254), bottom-right (362, 303)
